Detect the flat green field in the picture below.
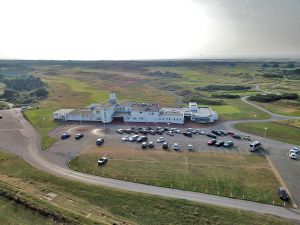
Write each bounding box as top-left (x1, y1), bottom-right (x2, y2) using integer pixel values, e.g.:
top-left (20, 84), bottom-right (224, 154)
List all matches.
top-left (211, 99), bottom-right (270, 120)
top-left (235, 122), bottom-right (300, 145)
top-left (253, 101), bottom-right (300, 117)
top-left (0, 196), bottom-right (55, 225)
top-left (69, 146), bottom-right (284, 206)
top-left (0, 150), bottom-right (295, 225)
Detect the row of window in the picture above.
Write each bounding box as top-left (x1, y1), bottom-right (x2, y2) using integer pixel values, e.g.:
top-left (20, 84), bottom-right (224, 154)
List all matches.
top-left (124, 116), bottom-right (183, 122)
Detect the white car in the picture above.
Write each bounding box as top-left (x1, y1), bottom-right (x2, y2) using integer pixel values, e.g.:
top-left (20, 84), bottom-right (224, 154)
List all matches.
top-left (173, 143), bottom-right (179, 151)
top-left (157, 136), bottom-right (165, 143)
top-left (167, 131), bottom-right (174, 136)
top-left (121, 135), bottom-right (130, 142)
top-left (290, 147), bottom-right (299, 154)
top-left (187, 144), bottom-right (193, 151)
top-left (174, 129), bottom-right (181, 133)
top-left (289, 152), bottom-right (298, 159)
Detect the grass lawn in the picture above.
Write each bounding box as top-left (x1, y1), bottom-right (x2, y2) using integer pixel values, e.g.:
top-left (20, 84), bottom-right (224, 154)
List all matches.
top-left (69, 146), bottom-right (284, 206)
top-left (0, 150), bottom-right (295, 225)
top-left (253, 101), bottom-right (300, 117)
top-left (276, 120), bottom-right (300, 128)
top-left (234, 122), bottom-right (300, 145)
top-left (211, 99), bottom-right (270, 120)
top-left (0, 196), bottom-right (56, 225)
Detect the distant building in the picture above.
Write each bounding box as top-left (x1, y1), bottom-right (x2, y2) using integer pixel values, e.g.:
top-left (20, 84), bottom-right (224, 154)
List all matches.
top-left (53, 93), bottom-right (218, 124)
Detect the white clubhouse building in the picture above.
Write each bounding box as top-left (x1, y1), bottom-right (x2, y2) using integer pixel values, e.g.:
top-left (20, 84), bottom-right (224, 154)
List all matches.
top-left (53, 93), bottom-right (218, 124)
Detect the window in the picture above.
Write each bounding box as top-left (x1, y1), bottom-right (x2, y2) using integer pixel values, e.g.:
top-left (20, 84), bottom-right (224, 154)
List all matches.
top-left (139, 117), bottom-right (143, 120)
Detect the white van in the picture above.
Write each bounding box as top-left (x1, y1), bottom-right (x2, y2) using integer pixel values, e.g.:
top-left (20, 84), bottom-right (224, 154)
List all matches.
top-left (249, 141), bottom-right (263, 152)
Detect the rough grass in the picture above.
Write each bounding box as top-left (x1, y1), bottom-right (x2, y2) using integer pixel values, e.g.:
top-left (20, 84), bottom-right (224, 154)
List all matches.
top-left (0, 150), bottom-right (295, 225)
top-left (0, 196), bottom-right (56, 225)
top-left (234, 122), bottom-right (300, 145)
top-left (69, 146), bottom-right (283, 206)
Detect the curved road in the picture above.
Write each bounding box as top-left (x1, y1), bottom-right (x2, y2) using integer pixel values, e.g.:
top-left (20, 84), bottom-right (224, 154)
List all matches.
top-left (0, 106), bottom-right (296, 222)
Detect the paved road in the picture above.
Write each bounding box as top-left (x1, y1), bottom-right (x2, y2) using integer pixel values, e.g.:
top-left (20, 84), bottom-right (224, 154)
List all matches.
top-left (1, 108), bottom-right (300, 221)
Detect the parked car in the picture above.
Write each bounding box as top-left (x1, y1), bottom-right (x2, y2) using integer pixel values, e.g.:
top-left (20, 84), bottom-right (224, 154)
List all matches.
top-left (156, 129), bottom-right (164, 135)
top-left (249, 141), bottom-right (263, 152)
top-left (149, 130), bottom-right (156, 135)
top-left (173, 143), bottom-right (180, 151)
top-left (137, 136), bottom-right (147, 143)
top-left (61, 133), bottom-right (71, 140)
top-left (141, 142), bottom-right (148, 149)
top-left (199, 131), bottom-right (206, 135)
top-left (290, 147), bottom-right (299, 154)
top-left (187, 144), bottom-right (193, 151)
top-left (206, 133), bottom-right (217, 138)
top-left (224, 141), bottom-right (234, 148)
top-left (187, 128), bottom-right (193, 132)
top-left (75, 133), bottom-right (84, 140)
top-left (148, 141), bottom-right (154, 148)
top-left (243, 135), bottom-right (251, 141)
top-left (162, 142), bottom-right (169, 150)
top-left (215, 140), bottom-right (225, 147)
top-left (97, 157), bottom-right (108, 166)
top-left (129, 135), bottom-right (139, 142)
top-left (228, 131), bottom-right (235, 135)
top-left (157, 136), bottom-right (165, 143)
top-left (207, 139), bottom-right (217, 146)
top-left (191, 129), bottom-right (197, 134)
top-left (124, 129), bottom-right (132, 134)
top-left (211, 130), bottom-right (222, 136)
top-left (183, 132), bottom-right (192, 137)
top-left (232, 134), bottom-right (241, 139)
top-left (166, 131), bottom-right (174, 136)
top-left (278, 187), bottom-right (289, 201)
top-left (96, 138), bottom-right (104, 146)
top-left (219, 130), bottom-right (228, 136)
top-left (116, 129), bottom-right (124, 134)
top-left (289, 152), bottom-right (298, 159)
top-left (174, 129), bottom-right (181, 133)
top-left (121, 135), bottom-right (130, 142)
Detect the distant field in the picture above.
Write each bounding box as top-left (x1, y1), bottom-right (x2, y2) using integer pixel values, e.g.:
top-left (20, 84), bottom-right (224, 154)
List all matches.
top-left (235, 122), bottom-right (300, 145)
top-left (69, 146), bottom-right (285, 206)
top-left (0, 196), bottom-right (55, 225)
top-left (0, 150), bottom-right (294, 225)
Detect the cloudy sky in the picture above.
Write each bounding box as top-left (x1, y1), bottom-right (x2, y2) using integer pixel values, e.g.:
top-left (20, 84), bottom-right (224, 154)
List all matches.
top-left (0, 0), bottom-right (299, 60)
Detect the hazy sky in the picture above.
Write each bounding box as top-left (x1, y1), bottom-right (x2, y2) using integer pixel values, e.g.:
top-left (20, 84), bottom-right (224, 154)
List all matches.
top-left (0, 0), bottom-right (299, 60)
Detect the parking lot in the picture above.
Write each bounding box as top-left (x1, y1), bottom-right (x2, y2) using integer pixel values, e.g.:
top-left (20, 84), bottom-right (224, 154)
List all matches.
top-left (44, 123), bottom-right (256, 167)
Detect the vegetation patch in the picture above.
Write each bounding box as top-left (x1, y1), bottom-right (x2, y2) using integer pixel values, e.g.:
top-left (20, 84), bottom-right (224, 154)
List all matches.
top-left (144, 70), bottom-right (181, 78)
top-left (1, 75), bottom-right (48, 106)
top-left (70, 147), bottom-right (284, 206)
top-left (249, 93), bottom-right (298, 103)
top-left (211, 93), bottom-right (240, 99)
top-left (0, 150), bottom-right (294, 225)
top-left (235, 122), bottom-right (300, 145)
top-left (196, 84), bottom-right (251, 92)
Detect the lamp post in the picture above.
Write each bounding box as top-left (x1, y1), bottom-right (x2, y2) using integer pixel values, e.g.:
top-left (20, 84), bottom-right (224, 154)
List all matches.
top-left (252, 114), bottom-right (257, 133)
top-left (264, 127), bottom-right (268, 138)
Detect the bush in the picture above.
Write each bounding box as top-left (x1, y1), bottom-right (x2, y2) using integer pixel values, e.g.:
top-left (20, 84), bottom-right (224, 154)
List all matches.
top-left (196, 85), bottom-right (251, 91)
top-left (211, 94), bottom-right (240, 99)
top-left (184, 95), bottom-right (225, 105)
top-left (249, 93), bottom-right (299, 102)
top-left (261, 74), bottom-right (283, 78)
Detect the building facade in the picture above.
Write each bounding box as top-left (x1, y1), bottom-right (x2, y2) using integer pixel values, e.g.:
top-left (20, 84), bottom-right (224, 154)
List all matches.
top-left (53, 93), bottom-right (218, 124)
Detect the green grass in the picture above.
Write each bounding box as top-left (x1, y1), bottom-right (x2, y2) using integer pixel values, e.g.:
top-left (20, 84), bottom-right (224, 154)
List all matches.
top-left (0, 196), bottom-right (56, 225)
top-left (0, 150), bottom-right (295, 225)
top-left (211, 99), bottom-right (270, 120)
top-left (235, 122), bottom-right (300, 145)
top-left (69, 146), bottom-right (283, 206)
top-left (253, 101), bottom-right (300, 117)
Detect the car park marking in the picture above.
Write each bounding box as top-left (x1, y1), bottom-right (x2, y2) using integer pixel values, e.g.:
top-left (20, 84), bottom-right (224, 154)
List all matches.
top-left (266, 156), bottom-right (297, 208)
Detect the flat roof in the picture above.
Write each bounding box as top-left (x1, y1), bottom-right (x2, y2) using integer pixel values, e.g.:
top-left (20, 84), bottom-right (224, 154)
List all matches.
top-left (132, 103), bottom-right (161, 112)
top-left (53, 109), bottom-right (75, 114)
